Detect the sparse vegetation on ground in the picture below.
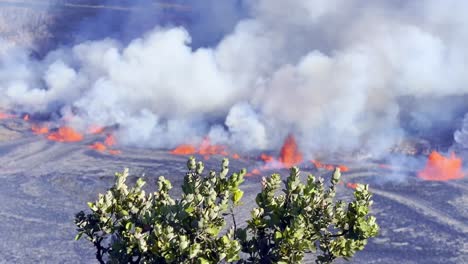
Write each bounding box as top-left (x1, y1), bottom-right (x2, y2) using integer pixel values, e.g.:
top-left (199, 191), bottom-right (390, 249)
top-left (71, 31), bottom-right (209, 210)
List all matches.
top-left (75, 157), bottom-right (379, 263)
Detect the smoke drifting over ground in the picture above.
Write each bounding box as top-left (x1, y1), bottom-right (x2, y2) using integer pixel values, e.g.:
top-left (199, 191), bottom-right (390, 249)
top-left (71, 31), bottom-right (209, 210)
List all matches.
top-left (1, 0), bottom-right (468, 156)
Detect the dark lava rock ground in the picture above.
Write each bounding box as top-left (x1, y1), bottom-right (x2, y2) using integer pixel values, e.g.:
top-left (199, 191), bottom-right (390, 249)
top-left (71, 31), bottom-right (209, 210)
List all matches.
top-left (0, 118), bottom-right (466, 263)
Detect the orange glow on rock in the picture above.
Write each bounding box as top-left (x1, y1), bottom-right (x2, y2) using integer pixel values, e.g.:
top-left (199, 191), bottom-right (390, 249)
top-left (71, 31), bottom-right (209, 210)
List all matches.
top-left (251, 168), bottom-right (261, 175)
top-left (0, 112), bottom-right (14, 119)
top-left (23, 114), bottom-right (30, 121)
top-left (311, 160), bottom-right (323, 168)
top-left (378, 164), bottom-right (393, 170)
top-left (232, 153), bottom-right (240, 159)
top-left (108, 149), bottom-right (122, 155)
top-left (418, 151), bottom-right (464, 181)
top-left (47, 127), bottom-right (84, 142)
top-left (346, 182), bottom-right (358, 189)
top-left (246, 168), bottom-right (262, 176)
top-left (311, 160), bottom-right (348, 172)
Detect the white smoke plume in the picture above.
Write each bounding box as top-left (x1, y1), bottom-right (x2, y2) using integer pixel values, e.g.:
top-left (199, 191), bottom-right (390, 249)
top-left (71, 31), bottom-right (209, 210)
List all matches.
top-left (454, 114), bottom-right (468, 151)
top-left (1, 0), bottom-right (468, 156)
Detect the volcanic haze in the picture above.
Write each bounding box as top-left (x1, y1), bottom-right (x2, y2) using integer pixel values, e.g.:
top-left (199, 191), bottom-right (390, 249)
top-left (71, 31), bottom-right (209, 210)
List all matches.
top-left (1, 0), bottom-right (468, 157)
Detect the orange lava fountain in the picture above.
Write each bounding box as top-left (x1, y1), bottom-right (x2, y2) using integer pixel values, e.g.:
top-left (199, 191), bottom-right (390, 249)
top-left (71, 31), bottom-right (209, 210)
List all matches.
top-left (245, 134), bottom-right (304, 176)
top-left (278, 134), bottom-right (303, 167)
top-left (418, 151), bottom-right (464, 181)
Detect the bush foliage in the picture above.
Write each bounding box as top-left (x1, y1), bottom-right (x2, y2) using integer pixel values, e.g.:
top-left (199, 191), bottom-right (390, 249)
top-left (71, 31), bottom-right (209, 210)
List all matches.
top-left (75, 157), bottom-right (379, 263)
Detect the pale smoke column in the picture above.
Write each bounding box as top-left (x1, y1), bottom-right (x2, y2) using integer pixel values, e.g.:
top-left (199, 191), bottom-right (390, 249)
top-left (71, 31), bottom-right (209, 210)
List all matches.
top-left (1, 0), bottom-right (468, 155)
top-left (454, 114), bottom-right (468, 149)
top-left (208, 103), bottom-right (267, 151)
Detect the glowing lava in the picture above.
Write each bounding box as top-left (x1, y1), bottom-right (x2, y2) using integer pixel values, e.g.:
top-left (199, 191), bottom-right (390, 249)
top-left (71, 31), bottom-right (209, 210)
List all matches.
top-left (170, 144), bottom-right (197, 155)
top-left (89, 142), bottom-right (107, 152)
top-left (31, 124), bottom-right (49, 135)
top-left (246, 168), bottom-right (262, 176)
top-left (278, 134), bottom-right (303, 167)
top-left (88, 133), bottom-right (121, 154)
top-left (337, 165), bottom-right (350, 172)
top-left (88, 125), bottom-right (105, 135)
top-left (0, 112), bottom-right (14, 119)
top-left (170, 138), bottom-right (228, 159)
top-left (260, 153), bottom-right (274, 163)
top-left (108, 150), bottom-right (122, 155)
top-left (311, 160), bottom-right (348, 172)
top-left (418, 151), bottom-right (464, 181)
top-left (104, 134), bottom-right (116, 146)
top-left (199, 138), bottom-right (228, 157)
top-left (246, 135), bottom-right (304, 176)
top-left (47, 127), bottom-right (84, 142)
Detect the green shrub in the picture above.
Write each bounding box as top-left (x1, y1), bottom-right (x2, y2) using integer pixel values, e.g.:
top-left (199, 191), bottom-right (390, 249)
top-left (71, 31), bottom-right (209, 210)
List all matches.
top-left (75, 157), bottom-right (379, 263)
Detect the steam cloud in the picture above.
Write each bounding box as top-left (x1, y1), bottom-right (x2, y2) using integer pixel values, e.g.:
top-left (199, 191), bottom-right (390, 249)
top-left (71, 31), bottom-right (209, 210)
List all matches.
top-left (1, 0), bottom-right (468, 156)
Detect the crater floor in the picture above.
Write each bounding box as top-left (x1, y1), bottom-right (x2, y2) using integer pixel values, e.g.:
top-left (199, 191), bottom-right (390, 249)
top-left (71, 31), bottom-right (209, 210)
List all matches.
top-left (0, 118), bottom-right (466, 263)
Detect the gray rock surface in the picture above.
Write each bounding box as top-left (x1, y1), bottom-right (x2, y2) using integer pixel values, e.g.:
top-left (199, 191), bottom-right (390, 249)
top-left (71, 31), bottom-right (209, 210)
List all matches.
top-left (0, 118), bottom-right (466, 263)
